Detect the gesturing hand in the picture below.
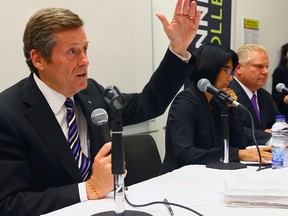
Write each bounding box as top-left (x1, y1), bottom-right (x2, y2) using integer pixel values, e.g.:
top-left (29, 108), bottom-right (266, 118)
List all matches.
top-left (156, 0), bottom-right (202, 57)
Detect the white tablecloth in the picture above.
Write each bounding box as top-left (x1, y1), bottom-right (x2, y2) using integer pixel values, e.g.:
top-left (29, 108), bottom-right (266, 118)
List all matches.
top-left (44, 165), bottom-right (288, 216)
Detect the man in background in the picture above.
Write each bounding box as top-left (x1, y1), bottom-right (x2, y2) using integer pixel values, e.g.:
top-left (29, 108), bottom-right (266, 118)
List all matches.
top-left (230, 43), bottom-right (279, 146)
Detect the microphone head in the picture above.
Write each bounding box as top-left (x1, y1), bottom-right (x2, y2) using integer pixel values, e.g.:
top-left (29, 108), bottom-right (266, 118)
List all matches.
top-left (197, 78), bottom-right (211, 92)
top-left (91, 108), bottom-right (108, 126)
top-left (276, 83), bottom-right (285, 93)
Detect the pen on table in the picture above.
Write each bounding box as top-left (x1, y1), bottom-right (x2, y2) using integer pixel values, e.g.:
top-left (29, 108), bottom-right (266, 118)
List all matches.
top-left (163, 198), bottom-right (174, 216)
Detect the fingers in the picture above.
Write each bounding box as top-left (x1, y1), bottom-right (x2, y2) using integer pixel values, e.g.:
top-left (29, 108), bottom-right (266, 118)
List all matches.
top-left (188, 0), bottom-right (197, 18)
top-left (93, 143), bottom-right (112, 170)
top-left (192, 7), bottom-right (202, 27)
top-left (259, 146), bottom-right (272, 152)
top-left (95, 142), bottom-right (112, 159)
top-left (93, 142), bottom-right (112, 169)
top-left (175, 0), bottom-right (199, 18)
top-left (261, 158), bottom-right (270, 164)
top-left (264, 129), bottom-right (272, 133)
top-left (155, 13), bottom-right (168, 29)
top-left (261, 154), bottom-right (272, 164)
top-left (223, 87), bottom-right (238, 101)
top-left (156, 0), bottom-right (184, 26)
top-left (103, 154), bottom-right (112, 166)
top-left (188, 1), bottom-right (201, 24)
top-left (259, 147), bottom-right (272, 163)
top-left (175, 0), bottom-right (185, 16)
top-left (178, 0), bottom-right (200, 18)
top-left (222, 87), bottom-right (235, 95)
top-left (181, 0), bottom-right (190, 16)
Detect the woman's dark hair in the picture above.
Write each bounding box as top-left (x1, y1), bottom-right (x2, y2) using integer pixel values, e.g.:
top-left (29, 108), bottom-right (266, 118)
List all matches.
top-left (278, 43), bottom-right (288, 69)
top-left (189, 43), bottom-right (238, 85)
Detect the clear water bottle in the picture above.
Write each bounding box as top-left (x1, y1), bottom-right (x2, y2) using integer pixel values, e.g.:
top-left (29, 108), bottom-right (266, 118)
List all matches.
top-left (271, 115), bottom-right (288, 169)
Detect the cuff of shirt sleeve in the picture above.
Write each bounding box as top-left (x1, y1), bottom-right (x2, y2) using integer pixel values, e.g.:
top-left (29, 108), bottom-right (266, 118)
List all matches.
top-left (78, 182), bottom-right (88, 202)
top-left (168, 46), bottom-right (191, 63)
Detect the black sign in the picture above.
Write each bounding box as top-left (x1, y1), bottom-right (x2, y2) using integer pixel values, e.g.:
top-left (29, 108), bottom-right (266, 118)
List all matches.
top-left (188, 0), bottom-right (232, 53)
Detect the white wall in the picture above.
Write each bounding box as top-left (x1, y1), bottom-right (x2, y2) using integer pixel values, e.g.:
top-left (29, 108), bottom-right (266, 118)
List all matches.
top-left (0, 0), bottom-right (153, 92)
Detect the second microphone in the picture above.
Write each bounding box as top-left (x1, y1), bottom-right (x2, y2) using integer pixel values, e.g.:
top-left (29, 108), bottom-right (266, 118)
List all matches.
top-left (197, 78), bottom-right (246, 111)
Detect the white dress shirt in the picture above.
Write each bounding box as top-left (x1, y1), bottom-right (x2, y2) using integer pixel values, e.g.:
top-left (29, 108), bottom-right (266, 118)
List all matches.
top-left (33, 73), bottom-right (88, 201)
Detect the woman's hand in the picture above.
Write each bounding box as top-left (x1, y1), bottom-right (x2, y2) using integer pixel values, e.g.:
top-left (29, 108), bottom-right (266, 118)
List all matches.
top-left (222, 87), bottom-right (237, 108)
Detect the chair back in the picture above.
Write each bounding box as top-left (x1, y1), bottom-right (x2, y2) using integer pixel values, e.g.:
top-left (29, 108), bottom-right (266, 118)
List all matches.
top-left (123, 133), bottom-right (162, 186)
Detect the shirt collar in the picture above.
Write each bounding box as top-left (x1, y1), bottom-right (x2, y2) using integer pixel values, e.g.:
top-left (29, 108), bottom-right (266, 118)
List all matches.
top-left (234, 77), bottom-right (257, 100)
top-left (33, 73), bottom-right (69, 114)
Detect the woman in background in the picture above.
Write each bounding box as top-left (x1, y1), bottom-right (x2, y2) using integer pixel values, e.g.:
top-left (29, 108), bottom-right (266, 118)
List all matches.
top-left (161, 43), bottom-right (271, 174)
top-left (272, 43), bottom-right (288, 120)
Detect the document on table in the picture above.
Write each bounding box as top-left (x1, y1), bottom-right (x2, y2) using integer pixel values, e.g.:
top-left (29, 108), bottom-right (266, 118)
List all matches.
top-left (224, 168), bottom-right (288, 208)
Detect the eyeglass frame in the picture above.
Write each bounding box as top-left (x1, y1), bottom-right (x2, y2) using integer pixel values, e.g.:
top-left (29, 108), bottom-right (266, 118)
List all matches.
top-left (222, 65), bottom-right (234, 76)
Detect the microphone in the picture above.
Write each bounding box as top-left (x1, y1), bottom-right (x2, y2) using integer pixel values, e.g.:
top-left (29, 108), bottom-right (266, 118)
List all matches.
top-left (91, 108), bottom-right (111, 143)
top-left (276, 83), bottom-right (288, 94)
top-left (92, 86), bottom-right (152, 216)
top-left (197, 78), bottom-right (247, 170)
top-left (197, 78), bottom-right (245, 110)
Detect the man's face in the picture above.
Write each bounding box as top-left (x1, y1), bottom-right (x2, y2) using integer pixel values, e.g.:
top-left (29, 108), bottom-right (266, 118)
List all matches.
top-left (236, 50), bottom-right (269, 92)
top-left (35, 27), bottom-right (89, 97)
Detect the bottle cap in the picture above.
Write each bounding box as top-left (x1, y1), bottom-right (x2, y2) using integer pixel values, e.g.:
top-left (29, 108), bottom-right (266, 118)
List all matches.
top-left (275, 115), bottom-right (285, 120)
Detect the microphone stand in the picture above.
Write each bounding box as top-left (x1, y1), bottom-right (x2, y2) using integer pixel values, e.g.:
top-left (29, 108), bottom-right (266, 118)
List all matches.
top-left (93, 86), bottom-right (152, 216)
top-left (206, 104), bottom-right (247, 170)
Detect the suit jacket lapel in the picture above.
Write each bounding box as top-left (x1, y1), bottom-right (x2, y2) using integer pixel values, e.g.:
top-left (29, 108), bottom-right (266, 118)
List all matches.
top-left (193, 85), bottom-right (218, 145)
top-left (75, 87), bottom-right (110, 163)
top-left (231, 79), bottom-right (262, 129)
top-left (22, 75), bottom-right (83, 181)
top-left (75, 94), bottom-right (100, 164)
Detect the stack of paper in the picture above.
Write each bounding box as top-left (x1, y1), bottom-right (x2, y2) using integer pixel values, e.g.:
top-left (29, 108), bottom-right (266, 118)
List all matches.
top-left (224, 168), bottom-right (288, 208)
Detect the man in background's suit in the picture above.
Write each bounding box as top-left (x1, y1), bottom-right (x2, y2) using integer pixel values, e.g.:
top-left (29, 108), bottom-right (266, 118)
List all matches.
top-left (0, 1), bottom-right (202, 215)
top-left (230, 44), bottom-right (279, 146)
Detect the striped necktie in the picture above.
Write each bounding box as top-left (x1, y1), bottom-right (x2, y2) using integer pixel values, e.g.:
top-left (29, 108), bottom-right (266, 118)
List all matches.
top-left (65, 98), bottom-right (90, 180)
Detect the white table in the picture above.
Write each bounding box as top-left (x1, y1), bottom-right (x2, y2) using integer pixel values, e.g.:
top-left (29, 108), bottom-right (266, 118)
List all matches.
top-left (44, 165), bottom-right (288, 216)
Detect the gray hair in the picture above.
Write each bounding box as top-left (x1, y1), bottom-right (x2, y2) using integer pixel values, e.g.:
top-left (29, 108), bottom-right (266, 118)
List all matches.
top-left (237, 43), bottom-right (267, 65)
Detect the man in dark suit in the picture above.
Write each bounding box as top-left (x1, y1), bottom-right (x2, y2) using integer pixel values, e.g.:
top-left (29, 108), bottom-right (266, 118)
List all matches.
top-left (0, 1), bottom-right (201, 215)
top-left (230, 44), bottom-right (279, 146)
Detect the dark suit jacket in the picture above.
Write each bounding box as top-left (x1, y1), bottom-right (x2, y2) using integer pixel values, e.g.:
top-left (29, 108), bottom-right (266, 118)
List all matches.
top-left (272, 66), bottom-right (288, 119)
top-left (0, 49), bottom-right (195, 216)
top-left (229, 78), bottom-right (278, 145)
top-left (160, 83), bottom-right (246, 174)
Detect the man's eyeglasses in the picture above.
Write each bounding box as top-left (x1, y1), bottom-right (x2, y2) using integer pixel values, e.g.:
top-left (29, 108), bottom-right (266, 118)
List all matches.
top-left (222, 65), bottom-right (234, 76)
